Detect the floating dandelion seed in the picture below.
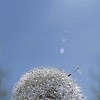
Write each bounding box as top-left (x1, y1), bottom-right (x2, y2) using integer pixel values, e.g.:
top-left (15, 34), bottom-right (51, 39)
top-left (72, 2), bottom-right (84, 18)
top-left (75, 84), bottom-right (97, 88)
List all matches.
top-left (62, 38), bottom-right (66, 42)
top-left (65, 30), bottom-right (67, 33)
top-left (12, 67), bottom-right (86, 100)
top-left (60, 48), bottom-right (64, 54)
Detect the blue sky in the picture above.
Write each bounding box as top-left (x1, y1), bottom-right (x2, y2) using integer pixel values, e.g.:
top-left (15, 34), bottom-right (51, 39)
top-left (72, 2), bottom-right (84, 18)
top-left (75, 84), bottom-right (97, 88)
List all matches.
top-left (0, 0), bottom-right (100, 99)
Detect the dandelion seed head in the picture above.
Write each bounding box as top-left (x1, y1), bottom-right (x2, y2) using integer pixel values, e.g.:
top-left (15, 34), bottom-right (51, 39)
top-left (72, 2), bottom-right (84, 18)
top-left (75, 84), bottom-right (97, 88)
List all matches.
top-left (12, 67), bottom-right (86, 100)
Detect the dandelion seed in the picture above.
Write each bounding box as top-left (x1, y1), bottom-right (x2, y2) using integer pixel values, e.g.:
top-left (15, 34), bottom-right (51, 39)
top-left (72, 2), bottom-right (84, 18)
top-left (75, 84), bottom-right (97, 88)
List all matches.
top-left (62, 38), bottom-right (66, 42)
top-left (68, 67), bottom-right (80, 77)
top-left (60, 48), bottom-right (64, 54)
top-left (65, 30), bottom-right (67, 33)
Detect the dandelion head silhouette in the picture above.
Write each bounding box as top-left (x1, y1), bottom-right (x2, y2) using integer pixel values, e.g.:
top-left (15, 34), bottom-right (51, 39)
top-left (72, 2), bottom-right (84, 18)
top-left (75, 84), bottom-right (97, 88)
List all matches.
top-left (12, 67), bottom-right (86, 100)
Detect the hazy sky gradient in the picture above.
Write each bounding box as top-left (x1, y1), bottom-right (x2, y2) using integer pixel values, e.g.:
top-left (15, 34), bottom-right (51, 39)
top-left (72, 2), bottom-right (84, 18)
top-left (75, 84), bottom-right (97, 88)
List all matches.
top-left (0, 0), bottom-right (100, 99)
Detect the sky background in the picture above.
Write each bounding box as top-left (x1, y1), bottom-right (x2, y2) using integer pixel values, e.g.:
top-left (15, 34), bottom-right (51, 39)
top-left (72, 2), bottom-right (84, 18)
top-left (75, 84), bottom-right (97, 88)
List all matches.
top-left (0, 0), bottom-right (100, 100)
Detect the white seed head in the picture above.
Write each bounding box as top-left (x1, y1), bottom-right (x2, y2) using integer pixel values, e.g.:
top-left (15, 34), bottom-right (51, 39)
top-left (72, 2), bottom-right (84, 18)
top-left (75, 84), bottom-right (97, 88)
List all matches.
top-left (12, 67), bottom-right (86, 100)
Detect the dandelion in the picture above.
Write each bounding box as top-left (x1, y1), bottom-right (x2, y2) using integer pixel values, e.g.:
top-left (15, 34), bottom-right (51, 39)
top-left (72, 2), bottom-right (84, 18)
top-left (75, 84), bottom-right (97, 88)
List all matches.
top-left (12, 67), bottom-right (86, 100)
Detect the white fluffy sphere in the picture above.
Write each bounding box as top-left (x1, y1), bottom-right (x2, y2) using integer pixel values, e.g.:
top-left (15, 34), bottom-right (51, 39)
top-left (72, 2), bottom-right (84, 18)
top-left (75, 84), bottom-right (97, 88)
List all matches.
top-left (12, 67), bottom-right (86, 100)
